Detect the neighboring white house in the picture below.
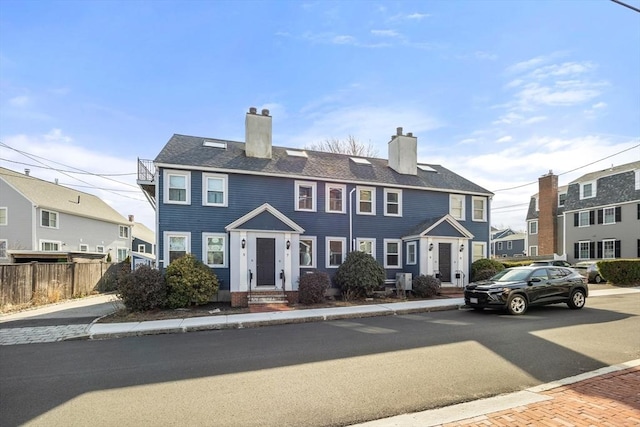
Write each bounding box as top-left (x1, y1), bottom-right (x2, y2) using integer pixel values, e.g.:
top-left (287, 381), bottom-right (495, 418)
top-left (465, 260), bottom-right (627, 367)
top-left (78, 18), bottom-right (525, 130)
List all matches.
top-left (0, 167), bottom-right (132, 263)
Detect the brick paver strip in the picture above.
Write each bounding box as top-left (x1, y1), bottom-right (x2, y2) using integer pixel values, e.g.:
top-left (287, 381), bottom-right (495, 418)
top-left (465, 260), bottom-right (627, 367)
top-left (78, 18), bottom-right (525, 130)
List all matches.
top-left (444, 366), bottom-right (640, 427)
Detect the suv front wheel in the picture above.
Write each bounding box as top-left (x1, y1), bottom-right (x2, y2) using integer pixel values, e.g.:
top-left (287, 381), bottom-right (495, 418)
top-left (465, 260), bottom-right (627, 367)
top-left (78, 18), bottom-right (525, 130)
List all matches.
top-left (507, 294), bottom-right (528, 315)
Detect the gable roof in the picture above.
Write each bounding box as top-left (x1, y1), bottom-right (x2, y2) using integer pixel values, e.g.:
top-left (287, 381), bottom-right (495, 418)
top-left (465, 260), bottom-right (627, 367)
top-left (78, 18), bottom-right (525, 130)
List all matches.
top-left (0, 167), bottom-right (129, 225)
top-left (493, 232), bottom-right (526, 242)
top-left (225, 203), bottom-right (305, 233)
top-left (403, 214), bottom-right (474, 239)
top-left (155, 135), bottom-right (493, 196)
top-left (132, 222), bottom-right (155, 243)
top-left (569, 160), bottom-right (640, 184)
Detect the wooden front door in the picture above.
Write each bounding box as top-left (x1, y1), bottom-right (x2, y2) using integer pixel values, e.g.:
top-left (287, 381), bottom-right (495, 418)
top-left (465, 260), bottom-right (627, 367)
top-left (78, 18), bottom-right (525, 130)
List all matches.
top-left (438, 243), bottom-right (452, 282)
top-left (256, 238), bottom-right (276, 286)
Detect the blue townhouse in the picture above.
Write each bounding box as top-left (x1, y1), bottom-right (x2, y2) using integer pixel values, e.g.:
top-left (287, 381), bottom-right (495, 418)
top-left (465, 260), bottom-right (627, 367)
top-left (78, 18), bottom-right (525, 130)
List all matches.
top-left (137, 108), bottom-right (493, 307)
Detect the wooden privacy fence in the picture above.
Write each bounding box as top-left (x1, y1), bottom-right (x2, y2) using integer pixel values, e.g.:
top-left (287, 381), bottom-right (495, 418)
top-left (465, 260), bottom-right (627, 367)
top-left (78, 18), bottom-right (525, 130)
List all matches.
top-left (0, 262), bottom-right (121, 310)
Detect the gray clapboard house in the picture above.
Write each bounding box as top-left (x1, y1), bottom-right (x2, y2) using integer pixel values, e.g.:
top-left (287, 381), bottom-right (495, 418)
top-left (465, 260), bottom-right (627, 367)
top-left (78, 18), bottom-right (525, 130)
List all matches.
top-left (526, 161), bottom-right (640, 263)
top-left (0, 167), bottom-right (132, 263)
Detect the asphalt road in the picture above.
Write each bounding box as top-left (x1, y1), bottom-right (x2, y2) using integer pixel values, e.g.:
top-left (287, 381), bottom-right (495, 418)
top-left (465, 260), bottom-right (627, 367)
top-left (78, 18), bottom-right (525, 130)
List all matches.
top-left (1, 293), bottom-right (639, 427)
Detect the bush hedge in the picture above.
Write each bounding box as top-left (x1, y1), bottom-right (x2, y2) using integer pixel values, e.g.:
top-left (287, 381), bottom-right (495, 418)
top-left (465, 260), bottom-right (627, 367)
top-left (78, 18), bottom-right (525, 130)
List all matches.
top-left (298, 271), bottom-right (330, 305)
top-left (117, 265), bottom-right (167, 311)
top-left (412, 275), bottom-right (441, 298)
top-left (165, 254), bottom-right (219, 308)
top-left (471, 258), bottom-right (505, 282)
top-left (597, 259), bottom-right (640, 286)
top-left (334, 251), bottom-right (385, 299)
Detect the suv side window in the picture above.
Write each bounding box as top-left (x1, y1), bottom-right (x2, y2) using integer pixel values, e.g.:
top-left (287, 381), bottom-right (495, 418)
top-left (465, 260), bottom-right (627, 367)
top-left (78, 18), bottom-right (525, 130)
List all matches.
top-left (531, 269), bottom-right (549, 281)
top-left (548, 267), bottom-right (565, 279)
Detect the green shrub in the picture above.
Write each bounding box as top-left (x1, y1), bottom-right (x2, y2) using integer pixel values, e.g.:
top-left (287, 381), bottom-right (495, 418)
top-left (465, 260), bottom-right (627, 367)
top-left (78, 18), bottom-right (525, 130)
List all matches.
top-left (334, 251), bottom-right (385, 299)
top-left (597, 259), bottom-right (640, 286)
top-left (117, 265), bottom-right (167, 311)
top-left (165, 254), bottom-right (219, 308)
top-left (473, 269), bottom-right (499, 281)
top-left (412, 275), bottom-right (441, 298)
top-left (471, 258), bottom-right (505, 281)
top-left (298, 271), bottom-right (330, 305)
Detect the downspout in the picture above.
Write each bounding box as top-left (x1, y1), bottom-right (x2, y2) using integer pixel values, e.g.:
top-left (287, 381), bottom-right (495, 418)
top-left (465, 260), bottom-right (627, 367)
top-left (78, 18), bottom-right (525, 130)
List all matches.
top-left (349, 188), bottom-right (356, 251)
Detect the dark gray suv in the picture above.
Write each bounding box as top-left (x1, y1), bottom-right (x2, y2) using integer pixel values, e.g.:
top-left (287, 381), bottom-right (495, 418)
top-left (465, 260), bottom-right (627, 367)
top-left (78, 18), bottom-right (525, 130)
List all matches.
top-left (464, 266), bottom-right (588, 315)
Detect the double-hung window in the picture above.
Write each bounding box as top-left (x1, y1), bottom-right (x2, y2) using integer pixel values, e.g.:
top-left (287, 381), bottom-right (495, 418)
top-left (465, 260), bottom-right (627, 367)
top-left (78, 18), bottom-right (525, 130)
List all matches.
top-left (0, 207), bottom-right (7, 226)
top-left (384, 189), bottom-right (402, 216)
top-left (79, 244), bottom-right (88, 252)
top-left (295, 181), bottom-right (316, 212)
top-left (603, 207), bottom-right (616, 225)
top-left (41, 210), bottom-right (58, 228)
top-left (203, 173), bottom-right (227, 207)
top-left (299, 237), bottom-right (316, 268)
top-left (326, 184), bottom-right (346, 214)
top-left (507, 241), bottom-right (513, 250)
top-left (356, 187), bottom-right (376, 215)
top-left (578, 241), bottom-right (590, 259)
top-left (497, 242), bottom-right (503, 250)
top-left (384, 239), bottom-right (402, 268)
top-left (579, 211), bottom-right (590, 227)
top-left (580, 181), bottom-right (596, 199)
top-left (326, 237), bottom-right (346, 268)
top-left (528, 220), bottom-right (538, 235)
top-left (356, 238), bottom-right (376, 258)
top-left (119, 225), bottom-right (129, 239)
top-left (450, 195), bottom-right (465, 220)
top-left (165, 232), bottom-right (190, 265)
top-left (117, 248), bottom-right (128, 262)
top-left (203, 233), bottom-right (226, 267)
top-left (165, 170), bottom-right (190, 204)
top-left (406, 241), bottom-right (417, 265)
top-left (473, 242), bottom-right (486, 262)
top-left (472, 197), bottom-right (487, 222)
top-left (603, 239), bottom-right (615, 259)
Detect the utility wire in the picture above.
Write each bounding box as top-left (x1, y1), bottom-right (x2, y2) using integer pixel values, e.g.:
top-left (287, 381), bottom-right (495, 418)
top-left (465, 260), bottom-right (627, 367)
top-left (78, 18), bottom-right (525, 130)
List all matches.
top-left (491, 143), bottom-right (640, 192)
top-left (611, 0), bottom-right (640, 13)
top-left (0, 157), bottom-right (136, 176)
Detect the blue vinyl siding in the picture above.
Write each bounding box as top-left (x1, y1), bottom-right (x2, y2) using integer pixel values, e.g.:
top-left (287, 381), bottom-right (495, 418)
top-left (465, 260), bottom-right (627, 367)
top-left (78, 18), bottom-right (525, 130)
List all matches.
top-left (158, 168), bottom-right (490, 285)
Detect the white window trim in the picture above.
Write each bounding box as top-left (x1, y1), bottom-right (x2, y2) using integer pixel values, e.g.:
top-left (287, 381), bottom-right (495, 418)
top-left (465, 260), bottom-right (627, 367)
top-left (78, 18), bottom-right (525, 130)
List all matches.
top-left (602, 239), bottom-right (616, 259)
top-left (295, 181), bottom-right (317, 212)
top-left (0, 207), bottom-right (7, 226)
top-left (603, 207), bottom-right (616, 225)
top-left (580, 180), bottom-right (596, 200)
top-left (528, 220), bottom-right (538, 235)
top-left (383, 188), bottom-right (402, 217)
top-left (202, 173), bottom-right (228, 207)
top-left (473, 242), bottom-right (487, 262)
top-left (119, 225), bottom-right (130, 239)
top-left (79, 244), bottom-right (89, 252)
top-left (326, 236), bottom-right (346, 268)
top-left (507, 241), bottom-right (513, 250)
top-left (41, 209), bottom-right (59, 229)
top-left (299, 236), bottom-right (317, 268)
top-left (117, 247), bottom-right (128, 262)
top-left (534, 196), bottom-right (539, 212)
top-left (138, 244), bottom-right (146, 253)
top-left (40, 239), bottom-right (61, 251)
top-left (0, 239), bottom-right (8, 259)
top-left (558, 193), bottom-right (567, 207)
top-left (578, 241), bottom-right (590, 260)
top-left (383, 238), bottom-right (402, 269)
top-left (578, 210), bottom-right (590, 227)
top-left (356, 186), bottom-right (376, 216)
top-left (450, 194), bottom-right (465, 220)
top-left (163, 231), bottom-right (191, 266)
top-left (96, 245), bottom-right (105, 253)
top-left (202, 233), bottom-right (227, 268)
top-left (164, 170), bottom-right (191, 205)
top-left (472, 196), bottom-right (487, 222)
top-left (325, 183), bottom-right (347, 214)
top-left (529, 245), bottom-right (538, 257)
top-left (406, 241), bottom-right (417, 265)
top-left (356, 238), bottom-right (376, 259)
top-left (497, 242), bottom-right (503, 250)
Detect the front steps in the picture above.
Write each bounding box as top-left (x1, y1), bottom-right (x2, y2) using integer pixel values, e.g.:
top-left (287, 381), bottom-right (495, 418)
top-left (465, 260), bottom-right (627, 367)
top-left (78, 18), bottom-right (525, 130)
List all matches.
top-left (248, 291), bottom-right (291, 313)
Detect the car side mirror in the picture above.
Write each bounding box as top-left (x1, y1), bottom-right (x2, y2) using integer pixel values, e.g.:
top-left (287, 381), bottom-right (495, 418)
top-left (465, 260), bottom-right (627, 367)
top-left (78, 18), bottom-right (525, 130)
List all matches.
top-left (529, 277), bottom-right (541, 284)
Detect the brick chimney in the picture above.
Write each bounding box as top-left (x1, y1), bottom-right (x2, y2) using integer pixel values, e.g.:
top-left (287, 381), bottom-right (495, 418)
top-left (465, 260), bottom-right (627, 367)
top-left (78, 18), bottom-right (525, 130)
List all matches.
top-left (538, 170), bottom-right (558, 255)
top-left (245, 107), bottom-right (272, 159)
top-left (388, 127), bottom-right (417, 175)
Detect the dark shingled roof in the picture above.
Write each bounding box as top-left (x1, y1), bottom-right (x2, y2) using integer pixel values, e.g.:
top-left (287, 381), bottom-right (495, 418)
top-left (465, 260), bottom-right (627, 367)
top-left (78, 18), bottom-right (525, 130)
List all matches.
top-left (155, 134), bottom-right (493, 196)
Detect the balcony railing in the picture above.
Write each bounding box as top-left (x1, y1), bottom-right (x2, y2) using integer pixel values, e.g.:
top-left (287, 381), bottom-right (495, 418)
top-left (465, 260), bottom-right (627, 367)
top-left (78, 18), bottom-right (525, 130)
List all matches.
top-left (137, 158), bottom-right (155, 182)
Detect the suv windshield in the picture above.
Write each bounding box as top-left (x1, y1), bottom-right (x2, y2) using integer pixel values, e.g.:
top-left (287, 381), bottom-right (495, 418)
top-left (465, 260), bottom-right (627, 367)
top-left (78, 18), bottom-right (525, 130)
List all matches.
top-left (491, 269), bottom-right (531, 282)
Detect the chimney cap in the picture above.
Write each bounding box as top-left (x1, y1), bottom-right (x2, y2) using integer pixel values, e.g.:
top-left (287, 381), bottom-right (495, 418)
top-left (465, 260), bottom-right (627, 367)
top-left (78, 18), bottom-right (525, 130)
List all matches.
top-left (261, 108), bottom-right (270, 116)
top-left (396, 127), bottom-right (403, 136)
top-left (249, 107), bottom-right (257, 114)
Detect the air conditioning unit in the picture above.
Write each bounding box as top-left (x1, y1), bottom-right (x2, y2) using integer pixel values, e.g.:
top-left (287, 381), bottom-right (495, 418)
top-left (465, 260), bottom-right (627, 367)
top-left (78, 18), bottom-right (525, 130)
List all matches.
top-left (396, 273), bottom-right (412, 291)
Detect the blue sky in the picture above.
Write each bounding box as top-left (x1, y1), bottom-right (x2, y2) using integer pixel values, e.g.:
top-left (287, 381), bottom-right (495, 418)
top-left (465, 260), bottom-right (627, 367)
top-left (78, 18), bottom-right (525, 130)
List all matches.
top-left (1, 0), bottom-right (639, 232)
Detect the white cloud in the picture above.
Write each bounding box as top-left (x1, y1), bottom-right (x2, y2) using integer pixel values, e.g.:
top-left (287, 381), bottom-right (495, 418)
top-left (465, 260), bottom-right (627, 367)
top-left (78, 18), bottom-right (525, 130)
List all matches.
top-left (592, 102), bottom-right (607, 109)
top-left (496, 136), bottom-right (512, 143)
top-left (371, 29), bottom-right (400, 37)
top-left (9, 95), bottom-right (29, 107)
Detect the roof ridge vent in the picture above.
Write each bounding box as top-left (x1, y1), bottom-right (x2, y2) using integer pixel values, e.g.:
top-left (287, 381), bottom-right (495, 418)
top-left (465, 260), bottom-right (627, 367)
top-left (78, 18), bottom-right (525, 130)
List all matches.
top-left (203, 140), bottom-right (227, 149)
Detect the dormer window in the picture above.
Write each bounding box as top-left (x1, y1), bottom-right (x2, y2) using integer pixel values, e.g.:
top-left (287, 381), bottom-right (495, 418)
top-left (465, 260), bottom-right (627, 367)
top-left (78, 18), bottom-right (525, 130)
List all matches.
top-left (558, 193), bottom-right (567, 207)
top-left (580, 181), bottom-right (596, 199)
